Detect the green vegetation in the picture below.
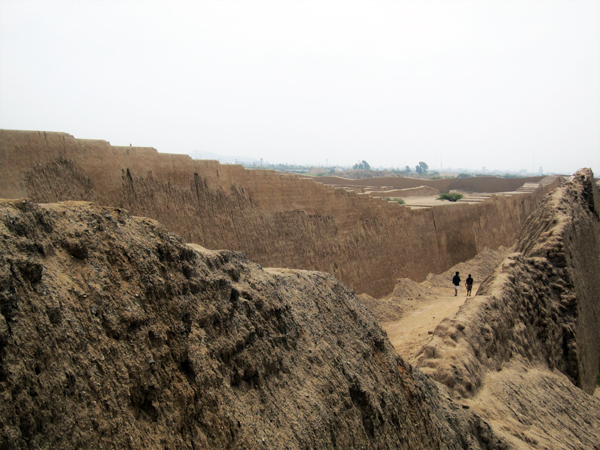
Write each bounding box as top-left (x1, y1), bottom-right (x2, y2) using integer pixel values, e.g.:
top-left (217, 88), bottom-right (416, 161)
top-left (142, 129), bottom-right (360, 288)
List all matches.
top-left (353, 160), bottom-right (371, 170)
top-left (389, 166), bottom-right (412, 175)
top-left (457, 173), bottom-right (470, 178)
top-left (415, 161), bottom-right (429, 175)
top-left (381, 197), bottom-right (405, 205)
top-left (437, 193), bottom-right (464, 202)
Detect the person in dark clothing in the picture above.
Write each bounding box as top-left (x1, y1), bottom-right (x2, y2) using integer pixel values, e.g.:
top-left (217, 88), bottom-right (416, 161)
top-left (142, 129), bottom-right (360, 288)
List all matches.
top-left (465, 274), bottom-right (474, 296)
top-left (452, 272), bottom-right (461, 296)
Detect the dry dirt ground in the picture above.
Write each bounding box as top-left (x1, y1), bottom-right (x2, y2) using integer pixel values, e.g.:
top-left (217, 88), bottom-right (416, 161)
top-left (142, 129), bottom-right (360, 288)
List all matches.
top-left (379, 248), bottom-right (600, 399)
top-left (362, 247), bottom-right (511, 365)
top-left (383, 290), bottom-right (472, 364)
top-left (374, 243), bottom-right (600, 449)
top-left (0, 199), bottom-right (509, 449)
top-left (398, 194), bottom-right (526, 210)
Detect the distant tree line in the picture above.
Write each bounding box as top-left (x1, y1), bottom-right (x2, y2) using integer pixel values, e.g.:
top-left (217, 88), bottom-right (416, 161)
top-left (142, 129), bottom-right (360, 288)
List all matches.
top-left (415, 161), bottom-right (428, 174)
top-left (353, 160), bottom-right (371, 170)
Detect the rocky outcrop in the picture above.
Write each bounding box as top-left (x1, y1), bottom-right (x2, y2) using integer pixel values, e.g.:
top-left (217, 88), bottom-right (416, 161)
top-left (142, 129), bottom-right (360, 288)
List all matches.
top-left (0, 130), bottom-right (560, 297)
top-left (0, 199), bottom-right (507, 449)
top-left (414, 169), bottom-right (600, 448)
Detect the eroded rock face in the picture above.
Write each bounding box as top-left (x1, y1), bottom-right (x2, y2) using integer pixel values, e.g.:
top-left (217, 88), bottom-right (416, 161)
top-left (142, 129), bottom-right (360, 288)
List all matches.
top-left (0, 200), bottom-right (505, 449)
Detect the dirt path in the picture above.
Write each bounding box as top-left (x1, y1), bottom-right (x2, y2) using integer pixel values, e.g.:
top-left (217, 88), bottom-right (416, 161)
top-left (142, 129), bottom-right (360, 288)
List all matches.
top-left (378, 246), bottom-right (510, 363)
top-left (382, 285), bottom-right (479, 364)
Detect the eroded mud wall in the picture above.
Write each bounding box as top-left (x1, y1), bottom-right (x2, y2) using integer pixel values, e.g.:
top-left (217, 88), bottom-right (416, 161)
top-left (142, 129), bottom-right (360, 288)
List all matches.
top-left (416, 169), bottom-right (600, 396)
top-left (0, 200), bottom-right (506, 449)
top-left (0, 130), bottom-right (559, 296)
top-left (550, 171), bottom-right (600, 393)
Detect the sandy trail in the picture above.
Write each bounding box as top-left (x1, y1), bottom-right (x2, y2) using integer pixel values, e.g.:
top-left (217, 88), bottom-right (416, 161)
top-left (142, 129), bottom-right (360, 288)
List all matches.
top-left (382, 285), bottom-right (480, 364)
top-left (378, 247), bottom-right (510, 363)
top-left (378, 237), bottom-right (600, 448)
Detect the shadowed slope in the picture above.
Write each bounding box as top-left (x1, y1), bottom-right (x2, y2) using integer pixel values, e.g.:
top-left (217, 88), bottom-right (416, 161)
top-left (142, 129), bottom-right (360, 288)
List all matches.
top-left (0, 199), bottom-right (505, 449)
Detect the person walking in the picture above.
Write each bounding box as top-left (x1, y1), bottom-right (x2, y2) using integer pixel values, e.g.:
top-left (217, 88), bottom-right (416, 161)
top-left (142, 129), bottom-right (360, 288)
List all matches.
top-left (452, 272), bottom-right (461, 296)
top-left (465, 274), bottom-right (473, 296)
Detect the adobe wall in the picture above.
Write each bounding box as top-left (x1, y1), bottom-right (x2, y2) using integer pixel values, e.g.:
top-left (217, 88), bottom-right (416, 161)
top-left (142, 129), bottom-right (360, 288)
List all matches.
top-left (0, 198), bottom-right (508, 449)
top-left (416, 169), bottom-right (600, 396)
top-left (0, 130), bottom-right (560, 297)
top-left (558, 171), bottom-right (600, 393)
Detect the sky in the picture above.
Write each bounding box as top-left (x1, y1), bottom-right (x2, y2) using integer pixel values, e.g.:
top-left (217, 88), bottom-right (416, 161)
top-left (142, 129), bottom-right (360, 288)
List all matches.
top-left (1, 0), bottom-right (599, 174)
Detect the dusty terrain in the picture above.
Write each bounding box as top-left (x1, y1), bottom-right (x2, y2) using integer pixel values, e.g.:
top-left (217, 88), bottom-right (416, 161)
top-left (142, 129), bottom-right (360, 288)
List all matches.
top-left (383, 294), bottom-right (467, 363)
top-left (0, 199), bottom-right (509, 449)
top-left (1, 129), bottom-right (599, 449)
top-left (315, 174), bottom-right (549, 193)
top-left (382, 291), bottom-right (600, 448)
top-left (316, 169), bottom-right (404, 180)
top-left (383, 264), bottom-right (600, 449)
top-left (364, 247), bottom-right (511, 362)
top-left (1, 171), bottom-right (598, 449)
top-left (0, 129), bottom-right (561, 297)
top-left (372, 170), bottom-right (600, 449)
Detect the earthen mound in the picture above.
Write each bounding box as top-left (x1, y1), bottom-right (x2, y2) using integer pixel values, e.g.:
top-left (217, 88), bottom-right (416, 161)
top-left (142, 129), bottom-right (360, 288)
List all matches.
top-left (425, 247), bottom-right (511, 288)
top-left (414, 169), bottom-right (600, 448)
top-left (0, 199), bottom-right (506, 449)
top-left (392, 277), bottom-right (432, 300)
top-left (357, 293), bottom-right (404, 323)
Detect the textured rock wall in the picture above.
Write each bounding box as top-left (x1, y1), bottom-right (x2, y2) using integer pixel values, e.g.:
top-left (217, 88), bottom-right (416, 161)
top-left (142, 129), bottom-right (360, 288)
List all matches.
top-left (0, 199), bottom-right (507, 449)
top-left (416, 169), bottom-right (600, 396)
top-left (0, 130), bottom-right (559, 297)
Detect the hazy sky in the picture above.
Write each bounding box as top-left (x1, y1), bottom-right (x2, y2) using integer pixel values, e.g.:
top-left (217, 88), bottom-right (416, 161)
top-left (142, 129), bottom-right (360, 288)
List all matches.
top-left (1, 0), bottom-right (599, 174)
